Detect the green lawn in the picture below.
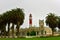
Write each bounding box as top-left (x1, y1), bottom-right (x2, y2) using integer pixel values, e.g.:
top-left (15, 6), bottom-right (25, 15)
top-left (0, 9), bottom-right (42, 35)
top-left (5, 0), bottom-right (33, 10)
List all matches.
top-left (0, 36), bottom-right (60, 40)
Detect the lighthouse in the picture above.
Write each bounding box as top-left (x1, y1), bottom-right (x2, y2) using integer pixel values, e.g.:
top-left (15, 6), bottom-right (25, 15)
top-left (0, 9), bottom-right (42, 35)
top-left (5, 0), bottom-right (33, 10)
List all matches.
top-left (29, 14), bottom-right (32, 27)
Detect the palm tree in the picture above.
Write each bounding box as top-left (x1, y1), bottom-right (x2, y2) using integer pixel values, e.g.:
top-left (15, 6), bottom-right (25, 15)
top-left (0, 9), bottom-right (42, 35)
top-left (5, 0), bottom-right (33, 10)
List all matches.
top-left (11, 8), bottom-right (25, 37)
top-left (0, 8), bottom-right (25, 38)
top-left (57, 16), bottom-right (60, 33)
top-left (3, 10), bottom-right (15, 38)
top-left (0, 15), bottom-right (3, 38)
top-left (5, 11), bottom-right (12, 38)
top-left (0, 15), bottom-right (7, 38)
top-left (5, 10), bottom-right (15, 38)
top-left (2, 10), bottom-right (14, 38)
top-left (45, 13), bottom-right (57, 36)
top-left (2, 12), bottom-right (10, 37)
top-left (16, 8), bottom-right (25, 37)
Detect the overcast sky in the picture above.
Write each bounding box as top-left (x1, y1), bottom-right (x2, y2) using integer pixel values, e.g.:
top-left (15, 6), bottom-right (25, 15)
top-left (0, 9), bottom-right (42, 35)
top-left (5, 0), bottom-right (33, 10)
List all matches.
top-left (0, 0), bottom-right (60, 28)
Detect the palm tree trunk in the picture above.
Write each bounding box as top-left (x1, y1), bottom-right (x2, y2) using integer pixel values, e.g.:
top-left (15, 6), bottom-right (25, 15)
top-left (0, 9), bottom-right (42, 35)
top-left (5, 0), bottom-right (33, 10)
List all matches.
top-left (4, 25), bottom-right (6, 38)
top-left (16, 22), bottom-right (20, 38)
top-left (12, 23), bottom-right (14, 38)
top-left (52, 28), bottom-right (54, 36)
top-left (8, 23), bottom-right (10, 38)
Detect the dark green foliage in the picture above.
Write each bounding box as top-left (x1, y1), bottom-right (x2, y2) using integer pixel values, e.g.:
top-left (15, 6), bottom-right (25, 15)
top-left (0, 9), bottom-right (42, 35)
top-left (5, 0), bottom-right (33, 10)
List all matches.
top-left (0, 8), bottom-right (25, 37)
top-left (45, 13), bottom-right (58, 35)
top-left (27, 32), bottom-right (30, 36)
top-left (30, 31), bottom-right (36, 36)
top-left (27, 31), bottom-right (36, 36)
top-left (57, 17), bottom-right (60, 29)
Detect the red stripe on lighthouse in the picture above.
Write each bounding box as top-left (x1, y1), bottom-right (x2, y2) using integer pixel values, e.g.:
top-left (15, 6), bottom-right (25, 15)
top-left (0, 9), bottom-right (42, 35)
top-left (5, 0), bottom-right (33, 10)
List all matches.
top-left (29, 14), bottom-right (32, 27)
top-left (29, 19), bottom-right (32, 24)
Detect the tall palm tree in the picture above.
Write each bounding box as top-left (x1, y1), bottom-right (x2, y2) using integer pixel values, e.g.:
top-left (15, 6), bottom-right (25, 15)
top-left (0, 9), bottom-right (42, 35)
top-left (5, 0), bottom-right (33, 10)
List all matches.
top-left (5, 10), bottom-right (15, 38)
top-left (2, 10), bottom-right (14, 38)
top-left (9, 10), bottom-right (16, 38)
top-left (0, 15), bottom-right (3, 38)
top-left (0, 8), bottom-right (25, 38)
top-left (2, 12), bottom-right (10, 37)
top-left (0, 15), bottom-right (6, 38)
top-left (57, 16), bottom-right (60, 33)
top-left (16, 8), bottom-right (25, 37)
top-left (11, 8), bottom-right (25, 37)
top-left (46, 13), bottom-right (57, 36)
top-left (5, 11), bottom-right (11, 38)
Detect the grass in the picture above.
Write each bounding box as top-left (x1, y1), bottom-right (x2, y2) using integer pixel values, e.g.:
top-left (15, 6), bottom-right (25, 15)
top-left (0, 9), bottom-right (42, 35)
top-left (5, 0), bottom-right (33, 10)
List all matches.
top-left (0, 36), bottom-right (60, 40)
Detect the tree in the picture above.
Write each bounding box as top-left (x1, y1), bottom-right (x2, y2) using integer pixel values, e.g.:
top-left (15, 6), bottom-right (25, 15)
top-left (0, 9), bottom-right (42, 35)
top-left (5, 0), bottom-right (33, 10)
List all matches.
top-left (7, 8), bottom-right (25, 37)
top-left (0, 15), bottom-right (6, 38)
top-left (0, 8), bottom-right (25, 38)
top-left (45, 13), bottom-right (57, 36)
top-left (11, 8), bottom-right (25, 37)
top-left (0, 15), bottom-right (3, 37)
top-left (57, 16), bottom-right (60, 33)
top-left (3, 11), bottom-right (11, 38)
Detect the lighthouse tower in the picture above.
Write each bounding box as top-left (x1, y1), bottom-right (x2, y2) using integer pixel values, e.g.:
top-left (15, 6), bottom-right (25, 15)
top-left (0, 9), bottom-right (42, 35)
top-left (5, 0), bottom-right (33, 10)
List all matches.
top-left (29, 14), bottom-right (32, 27)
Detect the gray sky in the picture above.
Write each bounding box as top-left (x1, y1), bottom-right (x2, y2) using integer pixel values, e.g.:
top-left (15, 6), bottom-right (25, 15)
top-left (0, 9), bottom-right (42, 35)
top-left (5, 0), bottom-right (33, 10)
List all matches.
top-left (0, 0), bottom-right (60, 28)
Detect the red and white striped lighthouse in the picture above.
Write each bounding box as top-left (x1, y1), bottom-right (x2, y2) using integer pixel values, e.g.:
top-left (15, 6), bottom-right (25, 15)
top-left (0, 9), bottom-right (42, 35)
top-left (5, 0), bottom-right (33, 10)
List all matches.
top-left (29, 14), bottom-right (32, 27)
